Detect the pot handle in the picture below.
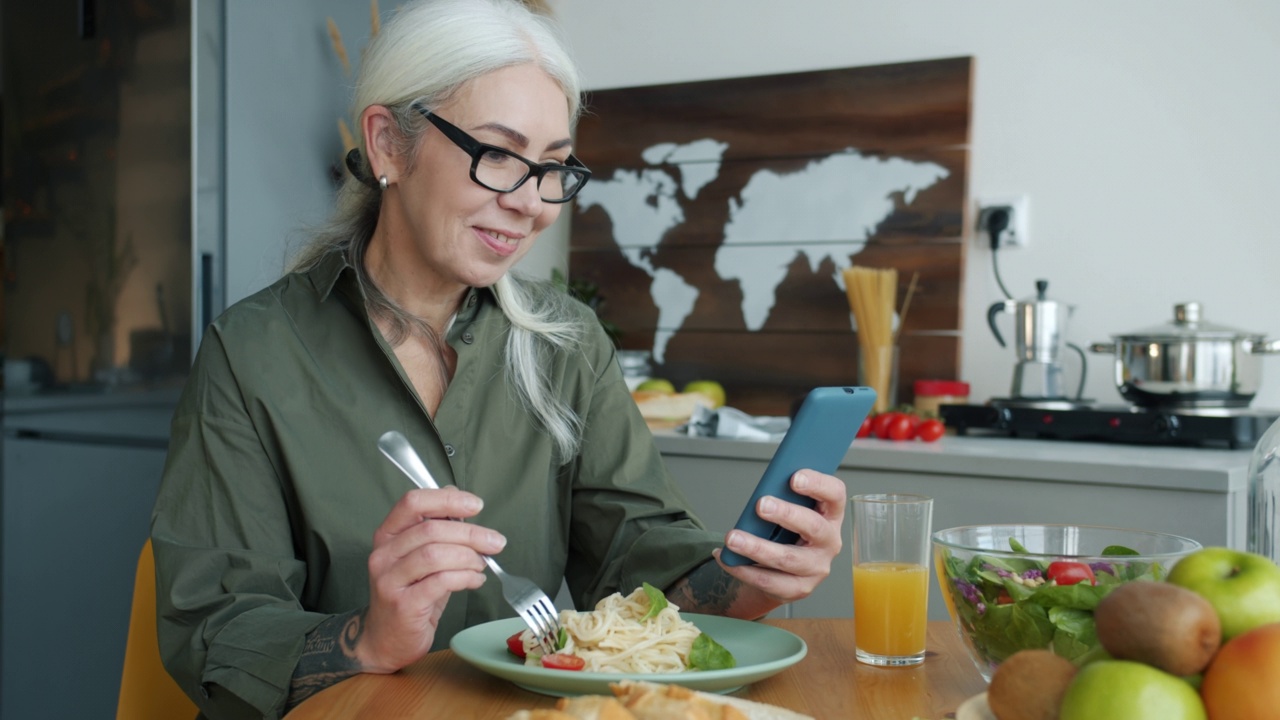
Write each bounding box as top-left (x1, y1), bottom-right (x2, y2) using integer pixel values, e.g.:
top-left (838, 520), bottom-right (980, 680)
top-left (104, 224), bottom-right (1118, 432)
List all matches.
top-left (1246, 338), bottom-right (1280, 355)
top-left (1089, 342), bottom-right (1116, 354)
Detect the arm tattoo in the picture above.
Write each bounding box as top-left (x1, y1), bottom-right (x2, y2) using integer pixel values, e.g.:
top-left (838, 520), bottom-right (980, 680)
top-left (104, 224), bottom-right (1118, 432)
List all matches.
top-left (286, 607), bottom-right (368, 710)
top-left (665, 559), bottom-right (741, 616)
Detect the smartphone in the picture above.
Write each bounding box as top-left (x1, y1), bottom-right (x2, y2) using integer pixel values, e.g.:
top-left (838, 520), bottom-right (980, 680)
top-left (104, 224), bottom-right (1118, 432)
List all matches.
top-left (719, 386), bottom-right (876, 567)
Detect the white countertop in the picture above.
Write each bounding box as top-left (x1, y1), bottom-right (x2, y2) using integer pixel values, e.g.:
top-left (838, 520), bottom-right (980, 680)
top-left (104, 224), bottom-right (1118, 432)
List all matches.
top-left (653, 432), bottom-right (1254, 493)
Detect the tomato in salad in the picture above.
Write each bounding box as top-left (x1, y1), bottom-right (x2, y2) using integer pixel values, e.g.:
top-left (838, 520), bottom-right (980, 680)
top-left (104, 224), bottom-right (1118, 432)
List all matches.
top-left (506, 631), bottom-right (526, 658)
top-left (1047, 560), bottom-right (1097, 586)
top-left (540, 653), bottom-right (586, 671)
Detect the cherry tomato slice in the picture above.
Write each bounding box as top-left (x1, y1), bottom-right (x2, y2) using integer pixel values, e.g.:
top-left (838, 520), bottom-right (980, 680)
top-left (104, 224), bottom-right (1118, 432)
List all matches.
top-left (1047, 561), bottom-right (1096, 586)
top-left (856, 416), bottom-right (873, 438)
top-left (540, 652), bottom-right (586, 671)
top-left (886, 414), bottom-right (920, 441)
top-left (916, 418), bottom-right (946, 443)
top-left (506, 631), bottom-right (526, 658)
top-left (996, 589), bottom-right (1015, 605)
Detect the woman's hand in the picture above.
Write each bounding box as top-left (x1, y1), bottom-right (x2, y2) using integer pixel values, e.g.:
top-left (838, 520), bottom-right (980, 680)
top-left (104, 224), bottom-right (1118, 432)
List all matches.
top-left (359, 487), bottom-right (507, 673)
top-left (713, 470), bottom-right (847, 613)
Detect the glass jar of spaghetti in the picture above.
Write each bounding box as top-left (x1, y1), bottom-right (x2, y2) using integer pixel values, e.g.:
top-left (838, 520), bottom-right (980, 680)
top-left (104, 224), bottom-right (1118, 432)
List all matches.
top-left (913, 380), bottom-right (970, 417)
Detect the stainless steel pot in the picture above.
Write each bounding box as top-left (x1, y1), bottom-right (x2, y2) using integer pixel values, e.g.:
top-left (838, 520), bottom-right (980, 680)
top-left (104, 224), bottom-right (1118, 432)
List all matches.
top-left (1090, 302), bottom-right (1280, 408)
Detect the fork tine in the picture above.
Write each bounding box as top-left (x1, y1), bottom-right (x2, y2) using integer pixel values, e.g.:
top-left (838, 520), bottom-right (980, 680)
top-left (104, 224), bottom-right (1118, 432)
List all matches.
top-left (519, 607), bottom-right (557, 655)
top-left (532, 597), bottom-right (562, 633)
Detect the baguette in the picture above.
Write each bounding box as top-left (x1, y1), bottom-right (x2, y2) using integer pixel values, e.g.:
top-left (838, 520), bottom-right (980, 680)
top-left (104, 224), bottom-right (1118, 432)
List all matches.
top-left (503, 681), bottom-right (812, 720)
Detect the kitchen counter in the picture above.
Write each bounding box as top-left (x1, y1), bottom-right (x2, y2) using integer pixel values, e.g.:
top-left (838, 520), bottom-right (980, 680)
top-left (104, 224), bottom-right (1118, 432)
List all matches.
top-left (653, 431), bottom-right (1253, 619)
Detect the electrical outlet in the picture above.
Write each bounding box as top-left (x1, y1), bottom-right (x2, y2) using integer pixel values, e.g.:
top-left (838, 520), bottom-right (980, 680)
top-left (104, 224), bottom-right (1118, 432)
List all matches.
top-left (976, 195), bottom-right (1030, 248)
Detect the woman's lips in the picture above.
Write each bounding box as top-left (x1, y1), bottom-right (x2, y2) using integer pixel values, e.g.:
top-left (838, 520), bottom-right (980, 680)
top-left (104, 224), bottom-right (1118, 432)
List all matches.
top-left (475, 227), bottom-right (522, 257)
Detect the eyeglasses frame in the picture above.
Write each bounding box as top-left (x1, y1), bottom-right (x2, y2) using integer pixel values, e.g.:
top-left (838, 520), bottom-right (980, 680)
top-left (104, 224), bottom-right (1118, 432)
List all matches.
top-left (410, 103), bottom-right (591, 204)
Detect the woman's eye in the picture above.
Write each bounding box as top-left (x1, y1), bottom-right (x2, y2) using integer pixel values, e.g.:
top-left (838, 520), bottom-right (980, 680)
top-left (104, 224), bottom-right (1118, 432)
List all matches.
top-left (480, 149), bottom-right (513, 164)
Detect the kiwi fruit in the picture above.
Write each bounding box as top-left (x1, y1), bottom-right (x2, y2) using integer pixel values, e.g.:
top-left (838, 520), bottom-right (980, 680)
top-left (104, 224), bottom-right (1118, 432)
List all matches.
top-left (987, 649), bottom-right (1077, 720)
top-left (1094, 580), bottom-right (1221, 677)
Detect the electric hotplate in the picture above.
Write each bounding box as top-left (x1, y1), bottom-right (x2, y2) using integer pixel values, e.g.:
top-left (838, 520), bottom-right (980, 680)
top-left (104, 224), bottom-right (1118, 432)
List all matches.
top-left (939, 403), bottom-right (1279, 449)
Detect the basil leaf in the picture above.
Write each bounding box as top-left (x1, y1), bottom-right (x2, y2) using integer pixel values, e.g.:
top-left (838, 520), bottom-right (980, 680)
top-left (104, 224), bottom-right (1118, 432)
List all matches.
top-left (640, 582), bottom-right (668, 621)
top-left (687, 632), bottom-right (736, 670)
top-left (1101, 545), bottom-right (1140, 557)
top-left (1008, 538), bottom-right (1030, 554)
top-left (556, 627), bottom-right (567, 651)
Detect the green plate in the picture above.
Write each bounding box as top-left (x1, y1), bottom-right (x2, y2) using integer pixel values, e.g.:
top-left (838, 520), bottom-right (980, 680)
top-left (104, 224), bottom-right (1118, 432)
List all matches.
top-left (449, 613), bottom-right (807, 697)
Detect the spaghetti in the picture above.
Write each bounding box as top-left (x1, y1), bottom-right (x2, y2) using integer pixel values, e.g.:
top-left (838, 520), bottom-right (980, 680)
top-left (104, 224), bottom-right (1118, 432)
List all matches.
top-left (522, 586), bottom-right (703, 673)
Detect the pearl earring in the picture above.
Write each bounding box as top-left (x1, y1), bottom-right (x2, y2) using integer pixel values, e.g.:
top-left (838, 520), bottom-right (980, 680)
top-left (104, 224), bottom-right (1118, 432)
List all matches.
top-left (378, 175), bottom-right (389, 190)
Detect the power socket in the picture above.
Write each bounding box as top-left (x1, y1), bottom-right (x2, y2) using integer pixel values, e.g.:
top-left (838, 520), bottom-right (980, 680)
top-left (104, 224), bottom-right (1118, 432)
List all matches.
top-left (976, 195), bottom-right (1030, 248)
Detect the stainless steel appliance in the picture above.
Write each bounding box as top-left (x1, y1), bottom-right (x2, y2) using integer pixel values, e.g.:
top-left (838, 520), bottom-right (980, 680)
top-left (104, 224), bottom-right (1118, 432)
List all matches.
top-left (987, 279), bottom-right (1086, 403)
top-left (1090, 302), bottom-right (1280, 409)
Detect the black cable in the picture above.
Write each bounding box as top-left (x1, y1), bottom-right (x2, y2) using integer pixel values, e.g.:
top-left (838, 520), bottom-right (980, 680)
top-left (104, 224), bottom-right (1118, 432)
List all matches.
top-left (986, 208), bottom-right (1014, 300)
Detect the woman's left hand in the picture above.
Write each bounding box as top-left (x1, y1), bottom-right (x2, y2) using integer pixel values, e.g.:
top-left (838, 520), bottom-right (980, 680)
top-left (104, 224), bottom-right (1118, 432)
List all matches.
top-left (713, 470), bottom-right (847, 609)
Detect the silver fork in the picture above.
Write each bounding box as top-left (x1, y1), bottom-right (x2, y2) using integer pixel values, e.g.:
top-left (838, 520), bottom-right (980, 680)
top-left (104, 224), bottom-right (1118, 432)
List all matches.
top-left (377, 431), bottom-right (562, 656)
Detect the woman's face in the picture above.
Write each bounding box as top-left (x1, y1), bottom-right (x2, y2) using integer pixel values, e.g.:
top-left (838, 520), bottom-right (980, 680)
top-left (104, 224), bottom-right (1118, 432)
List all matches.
top-left (381, 64), bottom-right (572, 294)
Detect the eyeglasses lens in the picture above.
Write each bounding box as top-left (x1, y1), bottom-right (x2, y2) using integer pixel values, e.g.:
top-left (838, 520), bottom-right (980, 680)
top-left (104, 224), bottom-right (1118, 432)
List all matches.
top-left (473, 151), bottom-right (586, 202)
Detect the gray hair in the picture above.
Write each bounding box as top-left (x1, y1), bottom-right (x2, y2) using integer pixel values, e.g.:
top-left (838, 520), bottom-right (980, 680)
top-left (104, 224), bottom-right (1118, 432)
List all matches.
top-left (293, 0), bottom-right (587, 461)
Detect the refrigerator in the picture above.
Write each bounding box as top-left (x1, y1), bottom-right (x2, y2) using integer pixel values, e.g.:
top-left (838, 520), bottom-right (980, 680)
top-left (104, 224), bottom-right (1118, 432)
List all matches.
top-left (0, 1), bottom-right (223, 716)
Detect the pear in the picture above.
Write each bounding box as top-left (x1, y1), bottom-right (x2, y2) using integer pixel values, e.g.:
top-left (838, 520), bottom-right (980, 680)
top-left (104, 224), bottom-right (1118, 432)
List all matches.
top-left (1094, 580), bottom-right (1221, 677)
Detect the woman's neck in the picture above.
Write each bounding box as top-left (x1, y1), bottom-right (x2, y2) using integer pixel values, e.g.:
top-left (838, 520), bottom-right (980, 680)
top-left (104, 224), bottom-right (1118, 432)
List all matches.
top-left (363, 230), bottom-right (465, 334)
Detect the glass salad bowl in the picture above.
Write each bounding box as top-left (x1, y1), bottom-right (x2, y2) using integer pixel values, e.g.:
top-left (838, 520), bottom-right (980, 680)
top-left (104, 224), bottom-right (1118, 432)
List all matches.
top-left (932, 524), bottom-right (1202, 681)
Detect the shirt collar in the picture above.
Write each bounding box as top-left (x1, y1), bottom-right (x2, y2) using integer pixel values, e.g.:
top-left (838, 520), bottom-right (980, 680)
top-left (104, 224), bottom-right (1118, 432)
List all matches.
top-left (304, 247), bottom-right (494, 318)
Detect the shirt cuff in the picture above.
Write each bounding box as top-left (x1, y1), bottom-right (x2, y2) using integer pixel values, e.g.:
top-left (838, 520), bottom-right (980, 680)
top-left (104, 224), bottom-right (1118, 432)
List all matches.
top-left (619, 524), bottom-right (723, 598)
top-left (202, 606), bottom-right (329, 718)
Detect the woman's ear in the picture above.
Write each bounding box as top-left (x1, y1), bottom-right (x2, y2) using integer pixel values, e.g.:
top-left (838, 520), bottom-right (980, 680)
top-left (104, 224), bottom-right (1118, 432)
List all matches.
top-left (360, 105), bottom-right (400, 184)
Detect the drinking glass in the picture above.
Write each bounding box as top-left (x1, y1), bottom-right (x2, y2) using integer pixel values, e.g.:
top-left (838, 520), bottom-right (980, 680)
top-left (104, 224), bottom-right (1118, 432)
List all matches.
top-left (851, 493), bottom-right (933, 666)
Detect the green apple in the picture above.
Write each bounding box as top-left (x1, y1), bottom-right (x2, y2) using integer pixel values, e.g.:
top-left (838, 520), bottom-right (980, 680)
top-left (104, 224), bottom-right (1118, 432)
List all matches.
top-left (1059, 660), bottom-right (1206, 720)
top-left (1167, 547), bottom-right (1280, 640)
top-left (682, 380), bottom-right (726, 408)
top-left (635, 378), bottom-right (675, 394)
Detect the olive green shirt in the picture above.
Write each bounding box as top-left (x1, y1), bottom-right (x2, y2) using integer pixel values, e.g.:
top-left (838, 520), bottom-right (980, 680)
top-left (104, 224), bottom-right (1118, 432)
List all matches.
top-left (151, 251), bottom-right (722, 719)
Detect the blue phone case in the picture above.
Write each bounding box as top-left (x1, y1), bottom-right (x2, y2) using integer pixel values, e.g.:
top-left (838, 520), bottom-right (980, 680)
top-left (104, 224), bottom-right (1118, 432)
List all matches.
top-left (719, 386), bottom-right (877, 567)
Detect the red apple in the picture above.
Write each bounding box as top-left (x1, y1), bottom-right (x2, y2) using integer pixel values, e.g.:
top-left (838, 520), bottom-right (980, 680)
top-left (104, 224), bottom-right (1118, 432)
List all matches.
top-left (1201, 622), bottom-right (1280, 720)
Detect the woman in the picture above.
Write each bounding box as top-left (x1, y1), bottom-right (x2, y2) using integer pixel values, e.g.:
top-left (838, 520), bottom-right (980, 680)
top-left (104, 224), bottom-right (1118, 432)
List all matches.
top-left (152, 1), bottom-right (848, 718)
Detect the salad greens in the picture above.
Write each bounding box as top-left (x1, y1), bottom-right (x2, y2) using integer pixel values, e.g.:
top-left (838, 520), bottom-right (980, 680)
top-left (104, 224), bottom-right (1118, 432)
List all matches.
top-left (939, 539), bottom-right (1168, 668)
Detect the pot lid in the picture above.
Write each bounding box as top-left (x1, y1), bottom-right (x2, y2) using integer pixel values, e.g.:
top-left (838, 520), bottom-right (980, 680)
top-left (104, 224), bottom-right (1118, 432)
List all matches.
top-left (1116, 302), bottom-right (1259, 340)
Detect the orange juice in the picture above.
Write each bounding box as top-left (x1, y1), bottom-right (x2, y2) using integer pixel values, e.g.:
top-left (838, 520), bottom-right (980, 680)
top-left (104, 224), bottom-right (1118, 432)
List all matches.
top-left (853, 561), bottom-right (928, 657)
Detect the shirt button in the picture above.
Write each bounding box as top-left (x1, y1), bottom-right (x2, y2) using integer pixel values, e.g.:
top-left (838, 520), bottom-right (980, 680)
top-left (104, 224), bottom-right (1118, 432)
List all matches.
top-left (462, 331), bottom-right (474, 344)
top-left (467, 294), bottom-right (477, 307)
top-left (444, 444), bottom-right (456, 457)
top-left (200, 684), bottom-right (211, 699)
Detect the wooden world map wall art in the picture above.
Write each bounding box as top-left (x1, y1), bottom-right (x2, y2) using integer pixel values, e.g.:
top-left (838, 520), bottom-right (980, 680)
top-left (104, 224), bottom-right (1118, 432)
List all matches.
top-left (569, 57), bottom-right (972, 416)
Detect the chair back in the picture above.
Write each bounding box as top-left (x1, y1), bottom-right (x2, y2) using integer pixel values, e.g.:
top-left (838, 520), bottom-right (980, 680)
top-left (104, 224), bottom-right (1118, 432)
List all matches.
top-left (117, 539), bottom-right (198, 720)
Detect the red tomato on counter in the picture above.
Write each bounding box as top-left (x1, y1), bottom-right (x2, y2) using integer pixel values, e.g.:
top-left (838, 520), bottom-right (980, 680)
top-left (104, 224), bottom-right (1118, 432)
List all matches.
top-left (887, 414), bottom-right (921, 441)
top-left (1047, 561), bottom-right (1097, 586)
top-left (916, 418), bottom-right (946, 443)
top-left (856, 416), bottom-right (873, 438)
top-left (541, 653), bottom-right (586, 671)
top-left (870, 412), bottom-right (901, 439)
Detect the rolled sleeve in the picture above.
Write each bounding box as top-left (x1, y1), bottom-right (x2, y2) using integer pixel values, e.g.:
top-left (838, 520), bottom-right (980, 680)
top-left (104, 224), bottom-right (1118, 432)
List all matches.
top-left (152, 329), bottom-right (326, 719)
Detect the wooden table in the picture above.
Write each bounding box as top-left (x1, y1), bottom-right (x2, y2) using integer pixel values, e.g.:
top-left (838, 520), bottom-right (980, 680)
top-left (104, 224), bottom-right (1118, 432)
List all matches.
top-left (286, 619), bottom-right (987, 719)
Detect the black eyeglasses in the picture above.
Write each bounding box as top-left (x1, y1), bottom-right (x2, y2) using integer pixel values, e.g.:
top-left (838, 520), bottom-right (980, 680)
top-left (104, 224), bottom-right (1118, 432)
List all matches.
top-left (412, 103), bottom-right (591, 204)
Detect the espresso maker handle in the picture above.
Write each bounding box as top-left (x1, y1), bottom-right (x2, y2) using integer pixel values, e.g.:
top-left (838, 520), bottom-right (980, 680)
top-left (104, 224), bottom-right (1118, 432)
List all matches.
top-left (987, 301), bottom-right (1012, 348)
top-left (1066, 342), bottom-right (1089, 400)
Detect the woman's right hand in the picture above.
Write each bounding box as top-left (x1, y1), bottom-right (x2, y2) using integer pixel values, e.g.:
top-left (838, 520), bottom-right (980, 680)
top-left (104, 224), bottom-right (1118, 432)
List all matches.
top-left (359, 486), bottom-right (507, 673)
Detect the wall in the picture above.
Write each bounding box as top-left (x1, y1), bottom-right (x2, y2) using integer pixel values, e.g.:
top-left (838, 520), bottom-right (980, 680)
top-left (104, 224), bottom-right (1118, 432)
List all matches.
top-left (548, 0), bottom-right (1280, 409)
top-left (222, 0), bottom-right (1280, 410)
top-left (221, 0), bottom-right (565, 307)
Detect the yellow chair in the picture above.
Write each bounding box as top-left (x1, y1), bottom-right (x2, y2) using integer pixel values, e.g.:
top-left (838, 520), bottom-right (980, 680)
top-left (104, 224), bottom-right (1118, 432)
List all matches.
top-left (117, 539), bottom-right (199, 720)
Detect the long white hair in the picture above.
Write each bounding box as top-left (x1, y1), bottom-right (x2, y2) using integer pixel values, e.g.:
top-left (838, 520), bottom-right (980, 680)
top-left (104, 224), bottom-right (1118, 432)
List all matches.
top-left (294, 0), bottom-right (587, 461)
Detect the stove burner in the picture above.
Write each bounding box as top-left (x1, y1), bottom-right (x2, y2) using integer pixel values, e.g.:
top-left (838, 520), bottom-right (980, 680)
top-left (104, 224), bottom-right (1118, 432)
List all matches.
top-left (989, 397), bottom-right (1096, 411)
top-left (940, 403), bottom-right (1278, 449)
